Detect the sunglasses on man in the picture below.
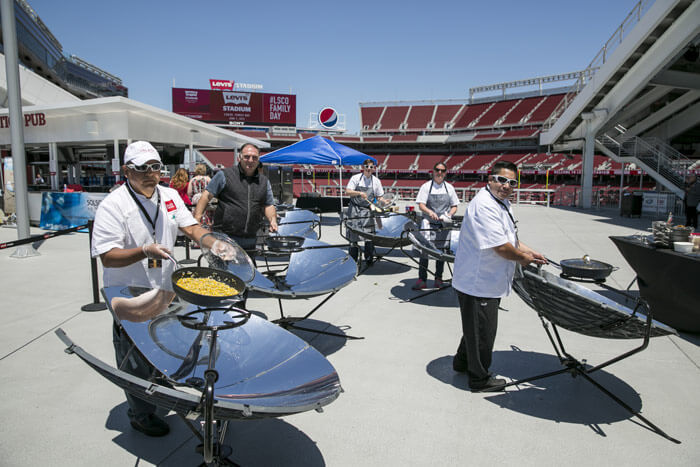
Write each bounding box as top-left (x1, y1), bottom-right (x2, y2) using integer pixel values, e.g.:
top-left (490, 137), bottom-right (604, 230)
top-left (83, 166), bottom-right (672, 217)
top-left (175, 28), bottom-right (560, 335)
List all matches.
top-left (363, 165), bottom-right (375, 169)
top-left (434, 168), bottom-right (447, 173)
top-left (492, 174), bottom-right (518, 187)
top-left (127, 162), bottom-right (163, 173)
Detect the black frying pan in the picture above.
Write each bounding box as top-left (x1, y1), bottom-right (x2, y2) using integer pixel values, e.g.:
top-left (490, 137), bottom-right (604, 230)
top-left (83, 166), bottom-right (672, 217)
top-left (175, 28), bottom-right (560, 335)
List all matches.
top-left (551, 256), bottom-right (616, 281)
top-left (265, 235), bottom-right (306, 252)
top-left (171, 267), bottom-right (245, 307)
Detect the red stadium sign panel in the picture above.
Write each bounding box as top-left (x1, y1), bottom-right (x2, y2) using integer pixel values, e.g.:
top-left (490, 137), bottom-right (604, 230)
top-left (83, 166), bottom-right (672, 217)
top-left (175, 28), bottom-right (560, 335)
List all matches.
top-left (172, 88), bottom-right (296, 126)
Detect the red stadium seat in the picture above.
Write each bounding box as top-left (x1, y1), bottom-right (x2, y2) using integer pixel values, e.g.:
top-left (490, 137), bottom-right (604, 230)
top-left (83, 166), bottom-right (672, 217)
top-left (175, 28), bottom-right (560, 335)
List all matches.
top-left (432, 104), bottom-right (462, 130)
top-left (405, 105), bottom-right (435, 130)
top-left (452, 102), bottom-right (492, 129)
top-left (501, 96), bottom-right (545, 125)
top-left (361, 107), bottom-right (384, 130)
top-left (378, 106), bottom-right (410, 131)
top-left (527, 94), bottom-right (565, 123)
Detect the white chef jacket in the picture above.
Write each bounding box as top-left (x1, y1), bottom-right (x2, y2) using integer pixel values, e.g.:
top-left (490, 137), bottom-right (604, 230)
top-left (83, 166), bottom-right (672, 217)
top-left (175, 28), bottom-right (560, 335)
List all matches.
top-left (91, 183), bottom-right (197, 289)
top-left (452, 187), bottom-right (518, 298)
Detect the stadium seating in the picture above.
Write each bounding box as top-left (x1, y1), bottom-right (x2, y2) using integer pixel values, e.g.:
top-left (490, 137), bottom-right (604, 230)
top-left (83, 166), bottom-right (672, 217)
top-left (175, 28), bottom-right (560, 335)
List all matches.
top-left (474, 100), bottom-right (518, 128)
top-left (359, 93), bottom-right (567, 133)
top-left (361, 107), bottom-right (383, 130)
top-left (461, 154), bottom-right (499, 171)
top-left (527, 94), bottom-right (565, 123)
top-left (237, 130), bottom-right (268, 139)
top-left (393, 179), bottom-right (425, 199)
top-left (201, 150), bottom-right (235, 169)
top-left (445, 154), bottom-right (470, 171)
top-left (384, 154), bottom-right (414, 171)
top-left (416, 154), bottom-right (448, 171)
top-left (496, 153), bottom-right (530, 165)
top-left (502, 128), bottom-right (539, 139)
top-left (432, 104), bottom-right (462, 129)
top-left (333, 135), bottom-right (362, 143)
top-left (500, 96), bottom-right (545, 125)
top-left (405, 105), bottom-right (435, 130)
top-left (452, 102), bottom-right (492, 129)
top-left (372, 154), bottom-right (387, 169)
top-left (378, 106), bottom-right (409, 131)
top-left (391, 134), bottom-right (419, 142)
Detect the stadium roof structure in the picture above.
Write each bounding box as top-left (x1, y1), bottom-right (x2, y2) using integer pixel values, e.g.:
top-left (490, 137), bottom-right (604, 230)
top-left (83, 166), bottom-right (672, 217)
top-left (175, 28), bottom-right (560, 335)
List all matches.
top-left (537, 0), bottom-right (699, 203)
top-left (0, 53), bottom-right (79, 107)
top-left (540, 0), bottom-right (699, 149)
top-left (0, 96), bottom-right (269, 150)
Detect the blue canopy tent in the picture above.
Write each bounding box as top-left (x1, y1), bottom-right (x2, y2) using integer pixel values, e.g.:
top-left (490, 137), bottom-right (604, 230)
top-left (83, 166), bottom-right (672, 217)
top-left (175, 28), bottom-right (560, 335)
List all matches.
top-left (260, 135), bottom-right (376, 203)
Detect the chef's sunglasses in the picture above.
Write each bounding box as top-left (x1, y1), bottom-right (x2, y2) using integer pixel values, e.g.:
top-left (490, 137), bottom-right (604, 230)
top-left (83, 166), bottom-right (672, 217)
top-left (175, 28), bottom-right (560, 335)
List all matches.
top-left (127, 162), bottom-right (163, 172)
top-left (492, 174), bottom-right (518, 187)
top-left (363, 164), bottom-right (375, 169)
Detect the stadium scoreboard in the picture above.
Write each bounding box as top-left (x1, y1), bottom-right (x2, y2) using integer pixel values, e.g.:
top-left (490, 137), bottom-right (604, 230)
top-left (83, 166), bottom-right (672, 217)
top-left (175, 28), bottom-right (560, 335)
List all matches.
top-left (172, 87), bottom-right (296, 126)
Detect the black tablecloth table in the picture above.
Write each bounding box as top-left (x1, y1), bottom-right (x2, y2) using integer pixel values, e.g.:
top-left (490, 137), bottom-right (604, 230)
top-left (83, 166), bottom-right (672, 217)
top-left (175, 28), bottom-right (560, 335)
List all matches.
top-left (610, 235), bottom-right (700, 333)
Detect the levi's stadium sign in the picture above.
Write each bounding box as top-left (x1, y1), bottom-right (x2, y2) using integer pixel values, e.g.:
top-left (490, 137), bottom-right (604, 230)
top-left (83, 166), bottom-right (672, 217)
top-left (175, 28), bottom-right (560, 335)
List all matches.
top-left (209, 79), bottom-right (234, 90)
top-left (172, 87), bottom-right (296, 126)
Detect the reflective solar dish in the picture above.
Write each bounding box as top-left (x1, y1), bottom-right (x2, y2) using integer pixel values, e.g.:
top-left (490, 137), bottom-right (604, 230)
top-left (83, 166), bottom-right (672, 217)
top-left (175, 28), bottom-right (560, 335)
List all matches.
top-left (513, 266), bottom-right (676, 339)
top-left (405, 220), bottom-right (460, 262)
top-left (102, 285), bottom-right (342, 416)
top-left (277, 209), bottom-right (319, 239)
top-left (346, 213), bottom-right (413, 248)
top-left (246, 238), bottom-right (357, 298)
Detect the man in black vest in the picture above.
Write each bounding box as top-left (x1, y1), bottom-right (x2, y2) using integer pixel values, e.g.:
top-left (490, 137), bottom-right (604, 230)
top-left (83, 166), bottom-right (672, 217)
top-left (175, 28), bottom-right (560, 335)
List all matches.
top-left (194, 143), bottom-right (278, 251)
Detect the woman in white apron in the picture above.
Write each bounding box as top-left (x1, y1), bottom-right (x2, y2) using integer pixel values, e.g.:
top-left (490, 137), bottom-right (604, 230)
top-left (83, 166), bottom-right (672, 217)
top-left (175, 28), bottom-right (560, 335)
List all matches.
top-left (413, 162), bottom-right (459, 289)
top-left (345, 160), bottom-right (384, 265)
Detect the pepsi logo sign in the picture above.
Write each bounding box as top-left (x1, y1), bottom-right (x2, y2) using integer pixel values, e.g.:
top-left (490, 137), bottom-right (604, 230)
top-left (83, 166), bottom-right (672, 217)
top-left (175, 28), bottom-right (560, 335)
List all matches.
top-left (318, 107), bottom-right (338, 128)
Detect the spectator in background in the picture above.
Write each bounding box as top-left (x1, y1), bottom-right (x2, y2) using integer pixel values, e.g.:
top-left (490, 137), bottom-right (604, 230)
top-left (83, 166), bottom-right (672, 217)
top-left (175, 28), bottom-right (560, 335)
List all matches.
top-left (34, 172), bottom-right (45, 185)
top-left (169, 168), bottom-right (191, 205)
top-left (684, 174), bottom-right (700, 229)
top-left (413, 162), bottom-right (459, 290)
top-left (187, 163), bottom-right (211, 205)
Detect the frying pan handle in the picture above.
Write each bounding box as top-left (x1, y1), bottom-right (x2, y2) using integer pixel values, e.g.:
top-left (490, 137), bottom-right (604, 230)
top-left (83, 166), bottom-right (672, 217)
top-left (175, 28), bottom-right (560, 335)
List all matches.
top-left (545, 257), bottom-right (561, 268)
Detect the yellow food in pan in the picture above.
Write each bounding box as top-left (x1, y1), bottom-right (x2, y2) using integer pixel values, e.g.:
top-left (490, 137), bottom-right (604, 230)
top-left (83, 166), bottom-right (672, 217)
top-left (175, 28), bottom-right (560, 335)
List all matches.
top-left (176, 277), bottom-right (238, 297)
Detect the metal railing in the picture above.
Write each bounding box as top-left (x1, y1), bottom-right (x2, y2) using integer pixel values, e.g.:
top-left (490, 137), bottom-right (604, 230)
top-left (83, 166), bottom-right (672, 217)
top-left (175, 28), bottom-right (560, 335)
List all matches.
top-left (598, 134), bottom-right (692, 193)
top-left (542, 0), bottom-right (653, 131)
top-left (305, 183), bottom-right (684, 216)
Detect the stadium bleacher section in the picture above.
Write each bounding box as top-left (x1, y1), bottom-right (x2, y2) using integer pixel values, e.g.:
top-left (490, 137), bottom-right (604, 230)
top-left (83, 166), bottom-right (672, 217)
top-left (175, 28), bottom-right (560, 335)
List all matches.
top-left (432, 104), bottom-right (462, 130)
top-left (360, 107), bottom-right (383, 130)
top-left (359, 92), bottom-right (567, 135)
top-left (474, 100), bottom-right (516, 128)
top-left (500, 96), bottom-right (542, 125)
top-left (252, 85), bottom-right (668, 208)
top-left (452, 102), bottom-right (492, 130)
top-left (528, 94), bottom-right (565, 123)
top-left (378, 105), bottom-right (409, 131)
top-left (405, 105), bottom-right (435, 130)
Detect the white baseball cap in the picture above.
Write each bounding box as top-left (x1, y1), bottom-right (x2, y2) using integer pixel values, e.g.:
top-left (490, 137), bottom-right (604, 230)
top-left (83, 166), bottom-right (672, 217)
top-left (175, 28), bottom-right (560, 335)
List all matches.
top-left (124, 141), bottom-right (161, 166)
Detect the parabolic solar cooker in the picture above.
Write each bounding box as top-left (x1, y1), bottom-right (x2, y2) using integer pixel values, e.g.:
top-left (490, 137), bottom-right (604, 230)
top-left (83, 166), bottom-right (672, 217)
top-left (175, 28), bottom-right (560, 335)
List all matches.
top-left (56, 233), bottom-right (342, 465)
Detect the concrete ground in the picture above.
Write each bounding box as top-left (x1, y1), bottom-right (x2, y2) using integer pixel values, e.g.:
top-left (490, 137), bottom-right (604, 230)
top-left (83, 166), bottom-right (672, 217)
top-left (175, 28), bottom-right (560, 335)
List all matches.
top-left (1, 203), bottom-right (698, 466)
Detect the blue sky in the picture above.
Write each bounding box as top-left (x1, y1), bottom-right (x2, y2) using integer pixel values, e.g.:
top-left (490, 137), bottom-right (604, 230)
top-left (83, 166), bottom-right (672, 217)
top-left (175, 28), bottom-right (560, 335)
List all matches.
top-left (28, 0), bottom-right (638, 133)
